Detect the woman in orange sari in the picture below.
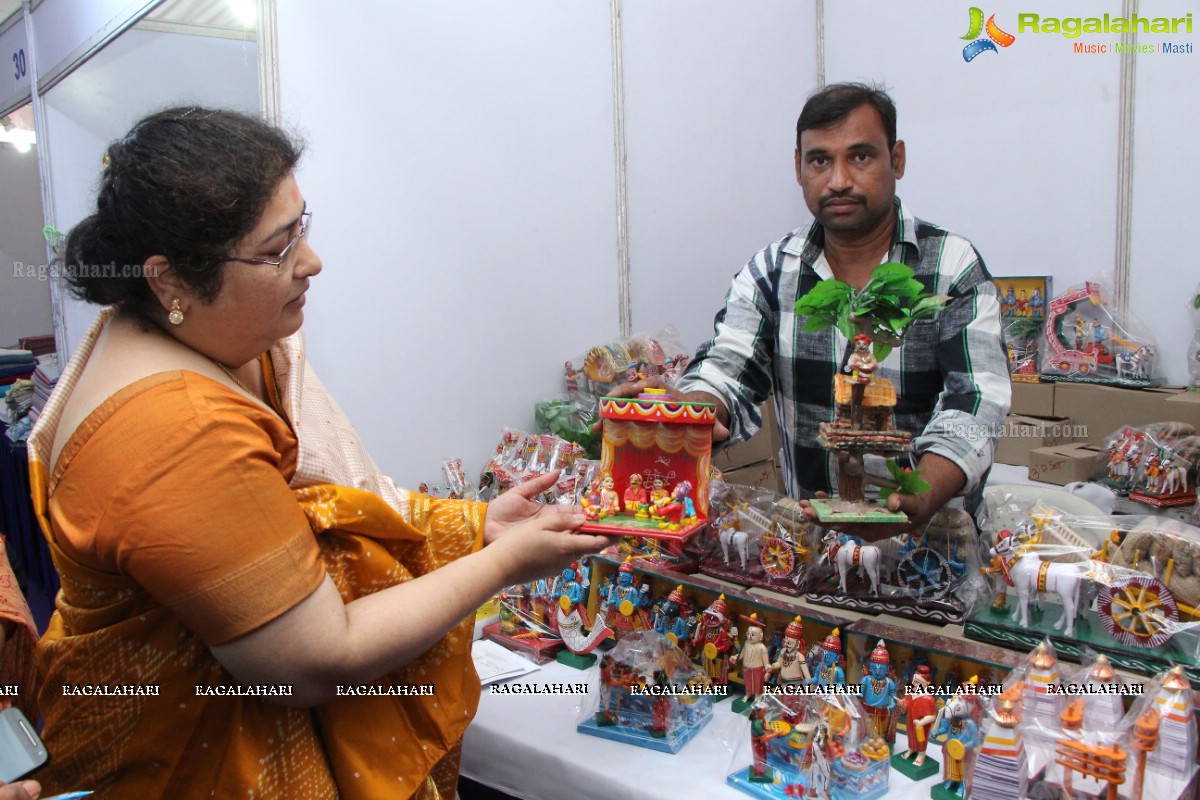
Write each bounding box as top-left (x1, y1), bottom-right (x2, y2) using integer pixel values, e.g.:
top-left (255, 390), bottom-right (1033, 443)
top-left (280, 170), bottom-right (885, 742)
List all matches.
top-left (28, 108), bottom-right (611, 799)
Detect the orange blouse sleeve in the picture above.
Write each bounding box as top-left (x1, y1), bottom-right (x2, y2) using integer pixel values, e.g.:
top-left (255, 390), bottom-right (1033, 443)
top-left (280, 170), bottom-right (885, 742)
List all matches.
top-left (49, 373), bottom-right (325, 646)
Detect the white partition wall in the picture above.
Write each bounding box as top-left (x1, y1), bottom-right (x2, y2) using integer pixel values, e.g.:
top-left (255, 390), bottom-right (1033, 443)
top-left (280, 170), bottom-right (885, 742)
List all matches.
top-left (42, 26), bottom-right (260, 354)
top-left (277, 1), bottom-right (621, 488)
top-left (622, 1), bottom-right (817, 352)
top-left (1128, 0), bottom-right (1199, 386)
top-left (824, 1), bottom-right (1123, 292)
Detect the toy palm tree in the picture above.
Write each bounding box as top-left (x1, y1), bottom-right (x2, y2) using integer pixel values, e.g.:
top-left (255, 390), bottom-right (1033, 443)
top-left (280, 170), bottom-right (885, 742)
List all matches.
top-left (795, 263), bottom-right (948, 517)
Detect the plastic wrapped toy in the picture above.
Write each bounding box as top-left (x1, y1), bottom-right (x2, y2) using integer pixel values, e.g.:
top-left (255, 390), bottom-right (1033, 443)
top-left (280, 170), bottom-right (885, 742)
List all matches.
top-left (995, 276), bottom-right (1051, 382)
top-left (803, 506), bottom-right (990, 624)
top-left (577, 631), bottom-right (714, 753)
top-left (483, 577), bottom-right (565, 664)
top-left (563, 326), bottom-right (690, 410)
top-left (727, 692), bottom-right (890, 800)
top-left (1041, 279), bottom-right (1162, 386)
top-left (1189, 282), bottom-right (1200, 390)
top-left (929, 677), bottom-right (984, 799)
top-left (968, 499), bottom-right (1200, 681)
top-left (858, 640), bottom-right (897, 744)
top-left (891, 665), bottom-right (940, 781)
top-left (1129, 665), bottom-right (1198, 800)
top-left (693, 481), bottom-right (817, 596)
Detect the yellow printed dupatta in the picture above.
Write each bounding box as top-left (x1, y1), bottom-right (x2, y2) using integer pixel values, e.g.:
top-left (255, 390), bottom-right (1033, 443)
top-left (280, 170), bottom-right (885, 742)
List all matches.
top-left (28, 308), bottom-right (484, 799)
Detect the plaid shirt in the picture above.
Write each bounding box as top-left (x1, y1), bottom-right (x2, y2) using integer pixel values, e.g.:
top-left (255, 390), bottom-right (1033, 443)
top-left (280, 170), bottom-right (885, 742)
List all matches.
top-left (677, 198), bottom-right (1011, 498)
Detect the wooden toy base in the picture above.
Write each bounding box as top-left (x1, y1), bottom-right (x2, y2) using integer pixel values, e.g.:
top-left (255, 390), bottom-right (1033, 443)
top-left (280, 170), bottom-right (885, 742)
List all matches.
top-left (929, 782), bottom-right (967, 800)
top-left (889, 751), bottom-right (940, 781)
top-left (805, 587), bottom-right (968, 625)
top-left (555, 649), bottom-right (598, 670)
top-left (581, 514), bottom-right (706, 543)
top-left (963, 603), bottom-right (1200, 683)
top-left (1042, 374), bottom-right (1161, 388)
top-left (482, 622), bottom-right (564, 665)
top-left (809, 498), bottom-right (908, 524)
top-left (1128, 490), bottom-right (1196, 508)
top-left (577, 708), bottom-right (711, 754)
top-left (726, 767), bottom-right (809, 799)
top-left (698, 559), bottom-right (805, 597)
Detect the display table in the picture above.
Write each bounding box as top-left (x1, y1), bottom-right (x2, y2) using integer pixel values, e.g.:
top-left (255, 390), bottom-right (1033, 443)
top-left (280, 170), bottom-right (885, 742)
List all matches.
top-left (461, 659), bottom-right (943, 800)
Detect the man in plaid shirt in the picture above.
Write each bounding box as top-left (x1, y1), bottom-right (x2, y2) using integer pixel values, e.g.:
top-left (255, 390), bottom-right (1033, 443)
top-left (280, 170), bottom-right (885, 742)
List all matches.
top-left (674, 83), bottom-right (1010, 536)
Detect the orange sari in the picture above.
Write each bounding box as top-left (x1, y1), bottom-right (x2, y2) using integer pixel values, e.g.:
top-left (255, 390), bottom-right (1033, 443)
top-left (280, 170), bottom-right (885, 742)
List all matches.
top-left (0, 536), bottom-right (38, 720)
top-left (28, 308), bottom-right (483, 799)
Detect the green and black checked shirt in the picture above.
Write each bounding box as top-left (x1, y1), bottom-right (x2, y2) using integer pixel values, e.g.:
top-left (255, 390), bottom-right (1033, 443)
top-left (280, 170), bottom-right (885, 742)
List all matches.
top-left (677, 198), bottom-right (1012, 500)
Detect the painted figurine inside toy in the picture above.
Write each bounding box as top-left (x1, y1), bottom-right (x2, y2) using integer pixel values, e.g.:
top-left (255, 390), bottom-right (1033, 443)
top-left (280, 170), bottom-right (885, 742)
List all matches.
top-left (733, 614), bottom-right (772, 709)
top-left (894, 665), bottom-right (939, 772)
top-left (579, 631), bottom-right (714, 754)
top-left (859, 640), bottom-right (897, 744)
top-left (931, 678), bottom-right (982, 799)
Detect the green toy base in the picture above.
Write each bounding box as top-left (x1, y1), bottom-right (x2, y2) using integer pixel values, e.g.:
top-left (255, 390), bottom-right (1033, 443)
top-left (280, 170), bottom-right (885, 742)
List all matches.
top-left (809, 498), bottom-right (908, 524)
top-left (556, 650), bottom-right (598, 670)
top-left (731, 696), bottom-right (757, 714)
top-left (890, 752), bottom-right (940, 781)
top-left (930, 781), bottom-right (967, 800)
top-left (964, 603), bottom-right (1200, 684)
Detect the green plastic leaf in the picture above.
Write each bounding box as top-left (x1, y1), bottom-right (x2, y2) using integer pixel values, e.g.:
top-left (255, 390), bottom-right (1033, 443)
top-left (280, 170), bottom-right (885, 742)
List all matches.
top-left (837, 316), bottom-right (857, 342)
top-left (912, 294), bottom-right (951, 318)
top-left (880, 460), bottom-right (932, 499)
top-left (871, 262), bottom-right (915, 280)
top-left (802, 313), bottom-right (837, 332)
top-left (798, 279), bottom-right (853, 304)
top-left (872, 343), bottom-right (893, 363)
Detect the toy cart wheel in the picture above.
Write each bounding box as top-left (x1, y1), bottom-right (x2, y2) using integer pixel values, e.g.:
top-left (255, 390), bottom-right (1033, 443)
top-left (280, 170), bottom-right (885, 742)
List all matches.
top-left (760, 536), bottom-right (797, 578)
top-left (1097, 573), bottom-right (1179, 648)
top-left (1078, 363), bottom-right (1090, 375)
top-left (1059, 360), bottom-right (1071, 371)
top-left (895, 547), bottom-right (952, 600)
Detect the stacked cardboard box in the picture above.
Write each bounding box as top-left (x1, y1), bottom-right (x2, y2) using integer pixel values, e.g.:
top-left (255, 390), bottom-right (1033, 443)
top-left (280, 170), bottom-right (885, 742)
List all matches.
top-left (1053, 383), bottom-right (1200, 445)
top-left (714, 403), bottom-right (782, 492)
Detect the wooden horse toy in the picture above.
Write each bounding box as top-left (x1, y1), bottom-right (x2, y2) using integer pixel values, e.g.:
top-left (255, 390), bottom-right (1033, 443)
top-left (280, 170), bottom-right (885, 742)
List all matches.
top-left (820, 530), bottom-right (882, 595)
top-left (988, 528), bottom-right (1090, 638)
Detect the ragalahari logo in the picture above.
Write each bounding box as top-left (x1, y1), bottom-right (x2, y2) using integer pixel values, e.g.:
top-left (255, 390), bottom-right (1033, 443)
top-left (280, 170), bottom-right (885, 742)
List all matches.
top-left (961, 7), bottom-right (1016, 61)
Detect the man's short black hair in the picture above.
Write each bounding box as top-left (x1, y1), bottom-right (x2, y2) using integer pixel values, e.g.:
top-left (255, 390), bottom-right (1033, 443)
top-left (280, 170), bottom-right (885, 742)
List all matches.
top-left (796, 82), bottom-right (897, 151)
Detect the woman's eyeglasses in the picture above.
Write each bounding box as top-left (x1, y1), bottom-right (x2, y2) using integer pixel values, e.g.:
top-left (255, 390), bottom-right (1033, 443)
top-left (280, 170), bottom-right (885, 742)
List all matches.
top-left (225, 209), bottom-right (312, 271)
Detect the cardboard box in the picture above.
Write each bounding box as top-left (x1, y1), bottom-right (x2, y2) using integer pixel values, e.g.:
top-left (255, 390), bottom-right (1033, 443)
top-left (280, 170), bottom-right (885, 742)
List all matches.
top-left (1028, 442), bottom-right (1105, 486)
top-left (1010, 381), bottom-right (1055, 417)
top-left (994, 414), bottom-right (1076, 467)
top-left (712, 402), bottom-right (782, 471)
top-left (720, 459), bottom-right (781, 493)
top-left (1053, 383), bottom-right (1199, 444)
top-left (1163, 389), bottom-right (1200, 429)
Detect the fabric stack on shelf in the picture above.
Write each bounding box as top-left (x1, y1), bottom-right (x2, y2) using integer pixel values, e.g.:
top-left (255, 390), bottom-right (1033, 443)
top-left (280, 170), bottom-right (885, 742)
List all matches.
top-left (0, 347), bottom-right (37, 399)
top-left (18, 333), bottom-right (55, 357)
top-left (29, 353), bottom-right (59, 421)
top-left (0, 337), bottom-right (55, 444)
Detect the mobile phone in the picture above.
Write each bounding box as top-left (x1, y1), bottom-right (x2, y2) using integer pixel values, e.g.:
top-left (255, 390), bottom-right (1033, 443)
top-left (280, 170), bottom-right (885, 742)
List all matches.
top-left (0, 706), bottom-right (47, 782)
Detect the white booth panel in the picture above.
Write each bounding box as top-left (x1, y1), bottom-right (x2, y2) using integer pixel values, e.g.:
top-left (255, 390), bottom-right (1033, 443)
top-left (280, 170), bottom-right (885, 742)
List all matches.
top-left (278, 1), bottom-right (620, 488)
top-left (1128, 0), bottom-right (1200, 387)
top-left (623, 0), bottom-right (816, 353)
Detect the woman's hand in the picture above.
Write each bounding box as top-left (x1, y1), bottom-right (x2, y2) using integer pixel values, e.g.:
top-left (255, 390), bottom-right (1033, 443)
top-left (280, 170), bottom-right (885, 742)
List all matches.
top-left (484, 470), bottom-right (574, 545)
top-left (485, 512), bottom-right (616, 588)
